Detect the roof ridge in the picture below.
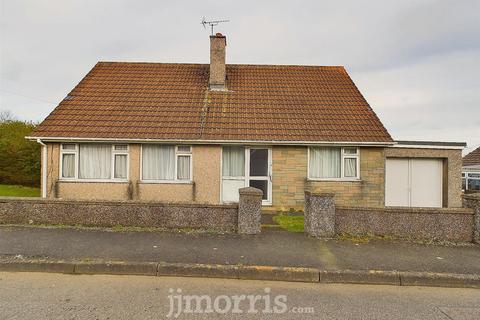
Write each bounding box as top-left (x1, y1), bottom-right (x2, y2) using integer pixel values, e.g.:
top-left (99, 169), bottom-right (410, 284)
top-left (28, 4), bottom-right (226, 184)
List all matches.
top-left (97, 61), bottom-right (346, 69)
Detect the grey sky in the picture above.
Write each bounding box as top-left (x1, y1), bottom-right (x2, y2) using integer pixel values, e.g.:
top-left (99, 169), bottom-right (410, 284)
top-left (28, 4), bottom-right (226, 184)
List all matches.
top-left (1, 0), bottom-right (479, 153)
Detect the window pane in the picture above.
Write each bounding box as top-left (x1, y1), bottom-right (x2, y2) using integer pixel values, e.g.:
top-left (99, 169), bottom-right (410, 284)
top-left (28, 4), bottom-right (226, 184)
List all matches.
top-left (62, 144), bottom-right (76, 150)
top-left (114, 154), bottom-right (127, 179)
top-left (468, 179), bottom-right (480, 191)
top-left (114, 145), bottom-right (128, 151)
top-left (249, 180), bottom-right (268, 200)
top-left (249, 149), bottom-right (268, 176)
top-left (222, 146), bottom-right (245, 177)
top-left (62, 154), bottom-right (75, 178)
top-left (177, 155), bottom-right (191, 180)
top-left (462, 178), bottom-right (466, 190)
top-left (142, 145), bottom-right (175, 180)
top-left (344, 158), bottom-right (357, 178)
top-left (309, 147), bottom-right (341, 178)
top-left (78, 144), bottom-right (111, 179)
top-left (177, 146), bottom-right (191, 153)
top-left (343, 148), bottom-right (358, 155)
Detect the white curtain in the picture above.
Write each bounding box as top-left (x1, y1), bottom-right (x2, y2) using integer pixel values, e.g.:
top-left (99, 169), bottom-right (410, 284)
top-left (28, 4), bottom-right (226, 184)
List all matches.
top-left (309, 147), bottom-right (341, 178)
top-left (79, 144), bottom-right (112, 179)
top-left (222, 146), bottom-right (245, 177)
top-left (177, 155), bottom-right (191, 180)
top-left (114, 154), bottom-right (128, 179)
top-left (344, 158), bottom-right (357, 178)
top-left (142, 145), bottom-right (175, 180)
top-left (62, 154), bottom-right (75, 178)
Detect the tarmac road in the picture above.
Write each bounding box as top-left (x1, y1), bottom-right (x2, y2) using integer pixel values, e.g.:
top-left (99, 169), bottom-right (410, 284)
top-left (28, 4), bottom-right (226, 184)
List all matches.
top-left (0, 272), bottom-right (479, 319)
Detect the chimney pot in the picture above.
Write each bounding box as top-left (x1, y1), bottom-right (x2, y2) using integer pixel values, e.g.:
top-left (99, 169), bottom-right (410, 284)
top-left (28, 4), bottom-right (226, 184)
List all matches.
top-left (209, 34), bottom-right (226, 90)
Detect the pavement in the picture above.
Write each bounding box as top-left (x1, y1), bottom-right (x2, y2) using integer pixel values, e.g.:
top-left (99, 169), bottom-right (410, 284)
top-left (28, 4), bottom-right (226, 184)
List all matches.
top-left (0, 225), bottom-right (479, 287)
top-left (1, 272), bottom-right (480, 319)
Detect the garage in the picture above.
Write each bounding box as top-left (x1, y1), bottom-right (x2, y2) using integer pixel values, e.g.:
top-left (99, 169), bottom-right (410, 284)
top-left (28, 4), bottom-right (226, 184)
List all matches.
top-left (385, 158), bottom-right (443, 208)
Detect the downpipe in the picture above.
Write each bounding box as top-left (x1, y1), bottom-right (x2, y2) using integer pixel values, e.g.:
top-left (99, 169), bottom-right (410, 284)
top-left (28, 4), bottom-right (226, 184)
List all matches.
top-left (36, 138), bottom-right (47, 198)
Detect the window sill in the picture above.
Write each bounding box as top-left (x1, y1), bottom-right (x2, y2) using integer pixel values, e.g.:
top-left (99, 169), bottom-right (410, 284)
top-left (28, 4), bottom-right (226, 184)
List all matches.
top-left (58, 179), bottom-right (129, 183)
top-left (139, 180), bottom-right (194, 185)
top-left (307, 178), bottom-right (362, 182)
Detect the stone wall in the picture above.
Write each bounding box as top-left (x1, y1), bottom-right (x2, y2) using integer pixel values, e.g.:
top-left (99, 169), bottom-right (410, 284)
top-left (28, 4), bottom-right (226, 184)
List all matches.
top-left (304, 191), bottom-right (335, 237)
top-left (463, 193), bottom-right (480, 243)
top-left (336, 206), bottom-right (474, 242)
top-left (384, 147), bottom-right (463, 208)
top-left (0, 197), bottom-right (237, 232)
top-left (238, 187), bottom-right (262, 234)
top-left (271, 146), bottom-right (308, 210)
top-left (307, 148), bottom-right (385, 208)
top-left (271, 146), bottom-right (385, 211)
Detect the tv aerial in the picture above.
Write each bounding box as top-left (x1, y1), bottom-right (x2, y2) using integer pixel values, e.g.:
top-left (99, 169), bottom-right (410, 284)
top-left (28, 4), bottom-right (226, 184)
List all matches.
top-left (201, 18), bottom-right (230, 35)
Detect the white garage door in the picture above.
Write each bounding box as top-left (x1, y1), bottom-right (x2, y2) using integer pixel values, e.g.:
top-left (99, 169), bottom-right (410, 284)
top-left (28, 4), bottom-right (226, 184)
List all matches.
top-left (385, 158), bottom-right (443, 208)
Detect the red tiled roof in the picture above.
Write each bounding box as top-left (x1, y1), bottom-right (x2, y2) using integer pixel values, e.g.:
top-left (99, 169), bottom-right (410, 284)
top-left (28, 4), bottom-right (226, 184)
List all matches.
top-left (463, 147), bottom-right (480, 166)
top-left (31, 62), bottom-right (393, 143)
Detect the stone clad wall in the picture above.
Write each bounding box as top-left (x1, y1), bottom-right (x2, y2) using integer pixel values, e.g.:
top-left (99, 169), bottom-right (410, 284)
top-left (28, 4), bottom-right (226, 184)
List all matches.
top-left (272, 146), bottom-right (385, 211)
top-left (271, 146), bottom-right (308, 210)
top-left (307, 148), bottom-right (385, 208)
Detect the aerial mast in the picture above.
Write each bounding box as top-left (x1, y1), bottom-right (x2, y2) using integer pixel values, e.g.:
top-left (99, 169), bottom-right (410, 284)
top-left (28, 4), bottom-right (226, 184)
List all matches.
top-left (201, 18), bottom-right (230, 35)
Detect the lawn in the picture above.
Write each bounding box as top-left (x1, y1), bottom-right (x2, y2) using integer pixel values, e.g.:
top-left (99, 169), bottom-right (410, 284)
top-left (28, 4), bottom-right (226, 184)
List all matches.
top-left (0, 184), bottom-right (40, 197)
top-left (273, 214), bottom-right (304, 232)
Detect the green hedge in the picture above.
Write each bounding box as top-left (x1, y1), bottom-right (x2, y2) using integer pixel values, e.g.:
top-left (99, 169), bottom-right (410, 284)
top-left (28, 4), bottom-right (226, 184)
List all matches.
top-left (0, 119), bottom-right (40, 187)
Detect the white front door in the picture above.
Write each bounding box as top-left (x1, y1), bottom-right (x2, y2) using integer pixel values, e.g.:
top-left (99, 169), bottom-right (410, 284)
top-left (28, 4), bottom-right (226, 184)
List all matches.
top-left (221, 146), bottom-right (272, 205)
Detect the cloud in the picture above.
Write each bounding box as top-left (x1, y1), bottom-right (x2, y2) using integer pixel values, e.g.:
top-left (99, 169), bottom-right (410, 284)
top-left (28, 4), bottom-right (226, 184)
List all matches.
top-left (0, 0), bottom-right (478, 152)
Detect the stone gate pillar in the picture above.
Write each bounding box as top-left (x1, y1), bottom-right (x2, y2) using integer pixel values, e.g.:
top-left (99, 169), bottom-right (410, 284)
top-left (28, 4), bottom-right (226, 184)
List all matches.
top-left (463, 193), bottom-right (480, 243)
top-left (238, 187), bottom-right (263, 234)
top-left (304, 191), bottom-right (335, 238)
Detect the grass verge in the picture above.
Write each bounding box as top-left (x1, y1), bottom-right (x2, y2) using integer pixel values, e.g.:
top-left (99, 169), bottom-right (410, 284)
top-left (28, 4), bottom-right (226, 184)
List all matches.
top-left (273, 215), bottom-right (304, 233)
top-left (0, 184), bottom-right (40, 197)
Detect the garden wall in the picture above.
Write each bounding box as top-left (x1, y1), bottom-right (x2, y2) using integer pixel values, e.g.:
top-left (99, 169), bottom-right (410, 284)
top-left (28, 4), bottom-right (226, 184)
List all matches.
top-left (0, 197), bottom-right (238, 232)
top-left (305, 192), bottom-right (478, 242)
top-left (335, 206), bottom-right (474, 242)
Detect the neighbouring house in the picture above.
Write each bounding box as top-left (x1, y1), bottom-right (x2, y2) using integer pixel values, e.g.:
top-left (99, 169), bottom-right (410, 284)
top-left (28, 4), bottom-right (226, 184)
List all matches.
top-left (462, 146), bottom-right (480, 192)
top-left (27, 33), bottom-right (466, 210)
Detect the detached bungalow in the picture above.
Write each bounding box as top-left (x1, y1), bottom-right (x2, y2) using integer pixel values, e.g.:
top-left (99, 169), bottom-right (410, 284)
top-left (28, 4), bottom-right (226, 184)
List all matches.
top-left (28, 33), bottom-right (465, 210)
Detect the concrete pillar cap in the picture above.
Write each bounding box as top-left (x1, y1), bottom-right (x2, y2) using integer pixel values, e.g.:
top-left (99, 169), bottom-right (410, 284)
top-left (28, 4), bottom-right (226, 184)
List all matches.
top-left (239, 187), bottom-right (263, 196)
top-left (305, 191), bottom-right (335, 197)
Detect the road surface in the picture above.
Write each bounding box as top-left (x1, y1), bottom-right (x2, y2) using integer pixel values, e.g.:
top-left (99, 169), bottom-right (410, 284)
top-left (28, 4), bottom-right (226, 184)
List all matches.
top-left (0, 272), bottom-right (479, 319)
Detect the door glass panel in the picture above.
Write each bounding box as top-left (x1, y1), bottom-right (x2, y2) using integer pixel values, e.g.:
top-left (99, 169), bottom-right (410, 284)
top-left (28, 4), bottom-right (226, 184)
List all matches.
top-left (249, 180), bottom-right (268, 200)
top-left (249, 149), bottom-right (268, 176)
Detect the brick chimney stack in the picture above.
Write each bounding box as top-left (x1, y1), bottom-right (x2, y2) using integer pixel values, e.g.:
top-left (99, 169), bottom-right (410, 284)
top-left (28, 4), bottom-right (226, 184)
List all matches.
top-left (209, 33), bottom-right (226, 90)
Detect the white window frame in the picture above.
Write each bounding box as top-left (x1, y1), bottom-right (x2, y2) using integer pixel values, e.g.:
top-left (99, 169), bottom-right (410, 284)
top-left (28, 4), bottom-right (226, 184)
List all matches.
top-left (112, 145), bottom-right (129, 180)
top-left (59, 143), bottom-right (129, 182)
top-left (307, 146), bottom-right (360, 181)
top-left (60, 144), bottom-right (78, 180)
top-left (463, 171), bottom-right (480, 191)
top-left (140, 145), bottom-right (193, 183)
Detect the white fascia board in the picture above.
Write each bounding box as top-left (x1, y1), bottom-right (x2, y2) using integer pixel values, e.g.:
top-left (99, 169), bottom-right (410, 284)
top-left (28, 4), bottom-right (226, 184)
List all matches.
top-left (25, 136), bottom-right (395, 147)
top-left (391, 143), bottom-right (465, 150)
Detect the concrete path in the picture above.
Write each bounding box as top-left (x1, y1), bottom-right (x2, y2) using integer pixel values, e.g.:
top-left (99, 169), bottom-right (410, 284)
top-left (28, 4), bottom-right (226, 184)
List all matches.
top-left (1, 225), bottom-right (479, 275)
top-left (1, 272), bottom-right (479, 319)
